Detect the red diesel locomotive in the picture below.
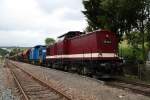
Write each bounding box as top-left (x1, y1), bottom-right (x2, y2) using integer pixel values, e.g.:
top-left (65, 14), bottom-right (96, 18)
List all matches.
top-left (46, 30), bottom-right (123, 78)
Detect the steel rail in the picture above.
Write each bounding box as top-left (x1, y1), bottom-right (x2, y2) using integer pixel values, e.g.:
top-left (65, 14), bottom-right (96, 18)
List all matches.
top-left (7, 62), bottom-right (30, 100)
top-left (116, 78), bottom-right (150, 88)
top-left (105, 81), bottom-right (150, 97)
top-left (9, 61), bottom-right (72, 100)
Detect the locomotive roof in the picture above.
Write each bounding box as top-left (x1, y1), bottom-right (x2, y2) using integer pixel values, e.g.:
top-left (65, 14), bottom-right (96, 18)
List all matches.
top-left (58, 30), bottom-right (113, 39)
top-left (67, 30), bottom-right (114, 40)
top-left (58, 31), bottom-right (84, 38)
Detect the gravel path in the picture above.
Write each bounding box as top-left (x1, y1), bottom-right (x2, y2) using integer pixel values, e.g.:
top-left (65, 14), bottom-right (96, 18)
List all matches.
top-left (13, 61), bottom-right (150, 100)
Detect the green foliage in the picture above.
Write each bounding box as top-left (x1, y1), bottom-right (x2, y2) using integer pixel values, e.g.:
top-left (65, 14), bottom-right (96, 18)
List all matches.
top-left (82, 0), bottom-right (146, 41)
top-left (9, 48), bottom-right (21, 56)
top-left (146, 21), bottom-right (150, 48)
top-left (45, 38), bottom-right (55, 46)
top-left (119, 40), bottom-right (149, 62)
top-left (82, 0), bottom-right (105, 31)
top-left (83, 0), bottom-right (150, 61)
top-left (126, 32), bottom-right (143, 48)
top-left (120, 46), bottom-right (143, 61)
top-left (0, 48), bottom-right (9, 57)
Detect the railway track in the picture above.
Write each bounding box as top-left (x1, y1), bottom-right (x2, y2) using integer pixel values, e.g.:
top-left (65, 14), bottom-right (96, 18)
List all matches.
top-left (105, 79), bottom-right (150, 97)
top-left (6, 60), bottom-right (72, 100)
top-left (6, 60), bottom-right (150, 99)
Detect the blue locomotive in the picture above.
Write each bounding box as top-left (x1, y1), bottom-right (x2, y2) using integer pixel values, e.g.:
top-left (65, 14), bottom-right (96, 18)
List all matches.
top-left (29, 45), bottom-right (46, 65)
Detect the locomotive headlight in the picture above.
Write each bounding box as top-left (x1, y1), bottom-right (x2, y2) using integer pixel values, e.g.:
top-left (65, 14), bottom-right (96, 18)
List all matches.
top-left (104, 34), bottom-right (111, 44)
top-left (100, 63), bottom-right (107, 67)
top-left (114, 53), bottom-right (118, 57)
top-left (106, 34), bottom-right (109, 38)
top-left (42, 50), bottom-right (46, 52)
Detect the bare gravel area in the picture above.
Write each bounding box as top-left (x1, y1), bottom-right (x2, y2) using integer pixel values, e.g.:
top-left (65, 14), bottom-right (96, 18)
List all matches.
top-left (13, 61), bottom-right (150, 100)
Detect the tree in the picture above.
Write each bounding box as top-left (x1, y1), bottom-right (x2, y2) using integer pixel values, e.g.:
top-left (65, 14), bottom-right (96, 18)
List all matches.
top-left (0, 48), bottom-right (9, 57)
top-left (135, 0), bottom-right (150, 61)
top-left (82, 0), bottom-right (150, 61)
top-left (146, 21), bottom-right (150, 48)
top-left (82, 0), bottom-right (105, 31)
top-left (82, 0), bottom-right (142, 41)
top-left (123, 0), bottom-right (150, 61)
top-left (45, 38), bottom-right (55, 46)
top-left (127, 32), bottom-right (142, 48)
top-left (9, 48), bottom-right (21, 56)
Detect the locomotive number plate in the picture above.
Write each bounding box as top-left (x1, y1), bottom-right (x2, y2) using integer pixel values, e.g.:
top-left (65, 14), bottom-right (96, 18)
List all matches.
top-left (104, 40), bottom-right (112, 44)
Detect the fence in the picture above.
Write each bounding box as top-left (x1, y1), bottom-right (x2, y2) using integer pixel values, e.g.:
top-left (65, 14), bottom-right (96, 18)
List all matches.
top-left (123, 63), bottom-right (150, 82)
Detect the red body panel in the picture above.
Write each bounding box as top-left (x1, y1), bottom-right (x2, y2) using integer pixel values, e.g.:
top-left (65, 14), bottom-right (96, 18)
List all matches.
top-left (97, 31), bottom-right (118, 53)
top-left (46, 30), bottom-right (118, 60)
top-left (68, 32), bottom-right (98, 54)
top-left (56, 41), bottom-right (64, 55)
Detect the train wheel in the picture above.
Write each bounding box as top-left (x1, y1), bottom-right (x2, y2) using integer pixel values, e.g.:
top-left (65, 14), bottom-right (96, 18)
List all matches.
top-left (47, 63), bottom-right (52, 68)
top-left (77, 66), bottom-right (81, 74)
top-left (52, 64), bottom-right (57, 69)
top-left (81, 67), bottom-right (88, 75)
top-left (64, 66), bottom-right (68, 71)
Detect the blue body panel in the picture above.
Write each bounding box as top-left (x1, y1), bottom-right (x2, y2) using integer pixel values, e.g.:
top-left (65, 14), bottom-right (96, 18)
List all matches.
top-left (29, 45), bottom-right (46, 63)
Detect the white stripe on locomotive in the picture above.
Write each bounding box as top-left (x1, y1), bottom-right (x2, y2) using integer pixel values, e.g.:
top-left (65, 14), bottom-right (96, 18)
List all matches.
top-left (46, 53), bottom-right (118, 59)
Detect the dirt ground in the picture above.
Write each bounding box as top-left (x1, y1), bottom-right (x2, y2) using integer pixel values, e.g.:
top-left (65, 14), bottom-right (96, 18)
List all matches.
top-left (13, 61), bottom-right (150, 100)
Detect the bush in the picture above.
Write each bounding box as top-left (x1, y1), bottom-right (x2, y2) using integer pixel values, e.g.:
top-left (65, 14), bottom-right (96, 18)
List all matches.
top-left (119, 41), bottom-right (145, 64)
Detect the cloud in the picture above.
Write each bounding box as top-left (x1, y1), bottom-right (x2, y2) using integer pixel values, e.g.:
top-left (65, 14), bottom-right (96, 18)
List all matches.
top-left (0, 0), bottom-right (87, 46)
top-left (0, 30), bottom-right (42, 46)
top-left (37, 0), bottom-right (84, 14)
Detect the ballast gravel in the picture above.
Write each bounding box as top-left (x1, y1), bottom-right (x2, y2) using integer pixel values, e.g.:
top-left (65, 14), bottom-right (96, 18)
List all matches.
top-left (13, 61), bottom-right (150, 100)
top-left (0, 61), bottom-right (20, 100)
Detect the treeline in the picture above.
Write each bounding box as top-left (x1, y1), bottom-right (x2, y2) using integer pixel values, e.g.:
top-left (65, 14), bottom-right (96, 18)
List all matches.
top-left (0, 48), bottom-right (9, 57)
top-left (82, 0), bottom-right (150, 62)
top-left (9, 48), bottom-right (29, 57)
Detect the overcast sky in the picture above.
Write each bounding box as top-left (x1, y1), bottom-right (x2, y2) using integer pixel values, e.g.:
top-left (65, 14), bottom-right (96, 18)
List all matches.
top-left (0, 0), bottom-right (87, 47)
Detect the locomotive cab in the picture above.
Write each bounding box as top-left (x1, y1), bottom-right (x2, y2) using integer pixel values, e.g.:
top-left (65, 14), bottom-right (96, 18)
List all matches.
top-left (29, 45), bottom-right (46, 65)
top-left (97, 30), bottom-right (118, 59)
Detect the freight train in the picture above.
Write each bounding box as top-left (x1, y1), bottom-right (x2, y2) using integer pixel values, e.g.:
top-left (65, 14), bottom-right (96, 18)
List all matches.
top-left (9, 30), bottom-right (123, 78)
